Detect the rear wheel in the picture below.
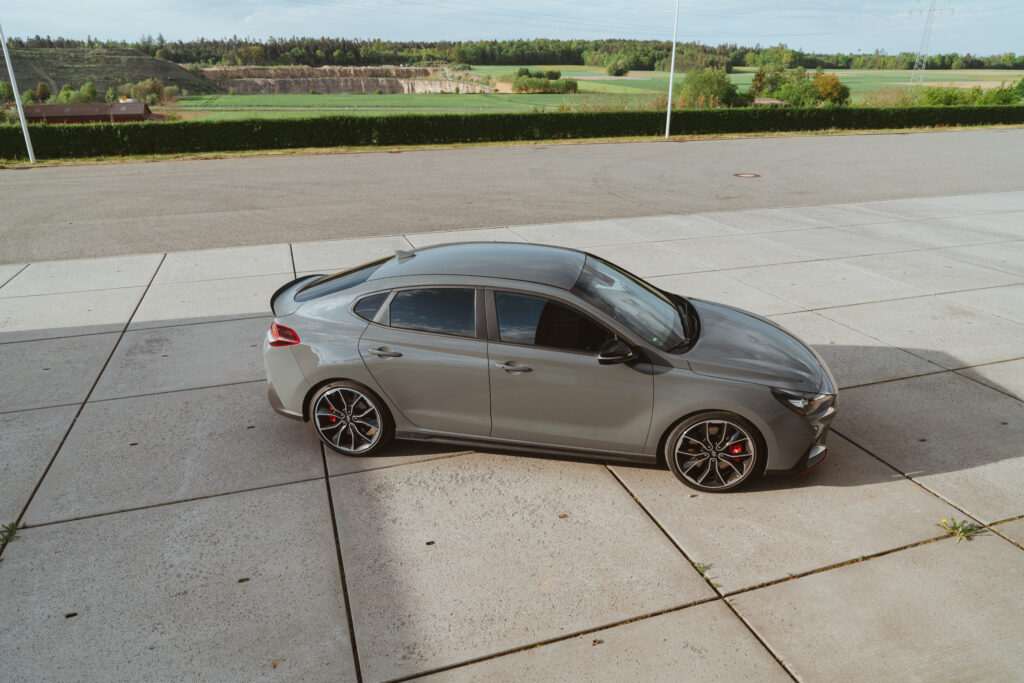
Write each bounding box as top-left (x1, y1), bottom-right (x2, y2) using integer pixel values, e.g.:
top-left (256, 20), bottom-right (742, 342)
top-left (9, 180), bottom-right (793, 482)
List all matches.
top-left (310, 381), bottom-right (393, 456)
top-left (665, 412), bottom-right (761, 492)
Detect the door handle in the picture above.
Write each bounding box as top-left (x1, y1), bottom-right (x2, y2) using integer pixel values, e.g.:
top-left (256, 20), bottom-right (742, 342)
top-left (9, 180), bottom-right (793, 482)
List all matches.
top-left (494, 361), bottom-right (532, 373)
top-left (367, 347), bottom-right (403, 358)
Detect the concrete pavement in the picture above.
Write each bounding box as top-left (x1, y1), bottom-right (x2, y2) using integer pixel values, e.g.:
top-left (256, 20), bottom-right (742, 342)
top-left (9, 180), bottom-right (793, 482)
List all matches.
top-left (1, 191), bottom-right (1023, 680)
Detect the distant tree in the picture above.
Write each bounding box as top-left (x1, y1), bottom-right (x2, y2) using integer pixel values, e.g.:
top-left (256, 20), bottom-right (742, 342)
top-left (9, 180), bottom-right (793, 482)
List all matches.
top-left (154, 48), bottom-right (167, 60)
top-left (35, 81), bottom-right (51, 102)
top-left (79, 81), bottom-right (98, 102)
top-left (1016, 78), bottom-right (1024, 101)
top-left (105, 86), bottom-right (117, 102)
top-left (0, 81), bottom-right (13, 102)
top-left (21, 90), bottom-right (35, 105)
top-left (239, 45), bottom-right (265, 65)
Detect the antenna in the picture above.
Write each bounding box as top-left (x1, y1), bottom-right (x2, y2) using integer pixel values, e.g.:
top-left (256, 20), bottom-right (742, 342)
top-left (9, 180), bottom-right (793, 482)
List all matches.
top-left (909, 0), bottom-right (954, 87)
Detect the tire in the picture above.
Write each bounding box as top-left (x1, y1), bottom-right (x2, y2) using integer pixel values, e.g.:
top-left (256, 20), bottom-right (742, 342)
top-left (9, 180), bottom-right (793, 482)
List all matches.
top-left (664, 411), bottom-right (762, 492)
top-left (309, 381), bottom-right (393, 456)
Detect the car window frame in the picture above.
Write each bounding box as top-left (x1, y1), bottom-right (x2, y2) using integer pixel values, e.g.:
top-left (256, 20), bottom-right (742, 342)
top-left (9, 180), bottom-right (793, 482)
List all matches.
top-left (349, 290), bottom-right (392, 323)
top-left (485, 287), bottom-right (621, 357)
top-left (371, 285), bottom-right (486, 340)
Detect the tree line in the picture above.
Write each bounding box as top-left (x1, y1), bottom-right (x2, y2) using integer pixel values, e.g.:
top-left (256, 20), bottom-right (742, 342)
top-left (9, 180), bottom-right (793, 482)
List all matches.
top-left (6, 35), bottom-right (1024, 71)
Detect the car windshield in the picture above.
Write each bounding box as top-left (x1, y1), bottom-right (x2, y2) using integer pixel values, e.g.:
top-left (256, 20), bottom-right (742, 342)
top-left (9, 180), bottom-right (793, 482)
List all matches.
top-left (571, 256), bottom-right (686, 352)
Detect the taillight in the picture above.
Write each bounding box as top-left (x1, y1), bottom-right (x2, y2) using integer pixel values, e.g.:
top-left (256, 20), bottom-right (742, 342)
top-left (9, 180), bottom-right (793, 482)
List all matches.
top-left (268, 322), bottom-right (300, 347)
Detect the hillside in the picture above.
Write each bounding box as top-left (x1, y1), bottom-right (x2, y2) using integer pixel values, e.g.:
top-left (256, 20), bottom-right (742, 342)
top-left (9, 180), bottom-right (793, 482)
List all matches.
top-left (7, 47), bottom-right (220, 95)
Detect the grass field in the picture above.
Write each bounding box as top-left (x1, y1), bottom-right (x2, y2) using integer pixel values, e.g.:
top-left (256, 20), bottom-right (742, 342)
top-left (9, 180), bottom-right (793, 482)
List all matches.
top-left (179, 66), bottom-right (1023, 115)
top-left (174, 109), bottom-right (503, 121)
top-left (179, 93), bottom-right (568, 109)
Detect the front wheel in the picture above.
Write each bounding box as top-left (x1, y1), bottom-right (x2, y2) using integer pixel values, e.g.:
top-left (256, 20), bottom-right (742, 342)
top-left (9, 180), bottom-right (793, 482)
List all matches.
top-left (310, 381), bottom-right (393, 456)
top-left (665, 412), bottom-right (762, 492)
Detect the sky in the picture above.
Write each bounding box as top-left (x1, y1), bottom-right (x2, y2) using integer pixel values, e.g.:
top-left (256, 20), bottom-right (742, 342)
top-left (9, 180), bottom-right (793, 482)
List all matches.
top-left (1, 0), bottom-right (1020, 56)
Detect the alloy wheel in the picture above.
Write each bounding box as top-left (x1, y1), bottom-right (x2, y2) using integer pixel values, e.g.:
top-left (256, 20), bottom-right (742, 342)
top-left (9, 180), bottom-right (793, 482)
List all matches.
top-left (673, 419), bottom-right (756, 490)
top-left (313, 387), bottom-right (382, 454)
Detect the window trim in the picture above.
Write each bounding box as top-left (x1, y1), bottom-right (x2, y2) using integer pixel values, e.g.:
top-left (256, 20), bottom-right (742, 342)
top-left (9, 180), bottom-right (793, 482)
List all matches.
top-left (485, 287), bottom-right (620, 357)
top-left (376, 286), bottom-right (484, 341)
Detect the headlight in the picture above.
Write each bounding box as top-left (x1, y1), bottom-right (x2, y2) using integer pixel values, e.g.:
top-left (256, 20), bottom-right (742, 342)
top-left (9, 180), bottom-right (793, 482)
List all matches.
top-left (771, 388), bottom-right (835, 416)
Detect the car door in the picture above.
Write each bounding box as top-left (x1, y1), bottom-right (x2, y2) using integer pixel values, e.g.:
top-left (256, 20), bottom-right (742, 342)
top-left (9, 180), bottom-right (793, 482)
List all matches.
top-left (358, 287), bottom-right (491, 436)
top-left (486, 289), bottom-right (654, 453)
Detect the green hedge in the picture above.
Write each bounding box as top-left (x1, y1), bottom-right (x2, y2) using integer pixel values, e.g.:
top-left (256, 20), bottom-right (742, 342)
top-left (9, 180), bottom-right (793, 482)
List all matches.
top-left (2, 106), bottom-right (1023, 159)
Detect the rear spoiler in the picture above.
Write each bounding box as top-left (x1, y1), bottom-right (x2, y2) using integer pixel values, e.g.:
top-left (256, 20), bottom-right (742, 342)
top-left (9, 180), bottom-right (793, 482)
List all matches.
top-left (270, 274), bottom-right (321, 316)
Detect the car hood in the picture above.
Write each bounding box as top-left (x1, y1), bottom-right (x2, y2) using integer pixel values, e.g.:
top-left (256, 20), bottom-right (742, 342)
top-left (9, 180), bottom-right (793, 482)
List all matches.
top-left (680, 298), bottom-right (828, 393)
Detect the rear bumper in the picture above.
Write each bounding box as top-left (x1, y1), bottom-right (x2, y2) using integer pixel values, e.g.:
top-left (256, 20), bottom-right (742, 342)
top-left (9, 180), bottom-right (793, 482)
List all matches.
top-left (268, 383), bottom-right (303, 421)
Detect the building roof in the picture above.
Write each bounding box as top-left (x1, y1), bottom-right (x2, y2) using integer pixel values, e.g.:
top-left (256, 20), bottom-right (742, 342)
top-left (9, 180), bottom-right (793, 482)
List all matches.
top-left (369, 242), bottom-right (587, 290)
top-left (23, 102), bottom-right (154, 118)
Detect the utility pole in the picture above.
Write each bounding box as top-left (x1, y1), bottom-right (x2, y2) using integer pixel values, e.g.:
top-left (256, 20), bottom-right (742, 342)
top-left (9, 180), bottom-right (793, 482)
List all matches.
top-left (910, 0), bottom-right (952, 87)
top-left (0, 22), bottom-right (35, 163)
top-left (664, 0), bottom-right (680, 138)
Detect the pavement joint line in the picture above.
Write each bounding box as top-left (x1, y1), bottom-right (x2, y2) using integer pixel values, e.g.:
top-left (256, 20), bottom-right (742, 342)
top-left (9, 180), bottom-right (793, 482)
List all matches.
top-left (146, 270), bottom-right (296, 287)
top-left (14, 474), bottom-right (326, 530)
top-left (953, 367), bottom-right (1024, 404)
top-left (986, 525), bottom-right (1024, 552)
top-left (0, 282), bottom-right (151, 299)
top-left (830, 428), bottom-right (990, 525)
top-left (127, 312), bottom-right (273, 333)
top-left (829, 256), bottom-right (1024, 296)
top-left (721, 534), bottom-right (954, 600)
top-left (321, 442), bottom-right (364, 683)
top-left (0, 253), bottom-right (167, 561)
top-left (936, 290), bottom-right (1024, 327)
top-left (0, 401), bottom-right (82, 417)
top-left (0, 263), bottom-right (29, 290)
top-left (328, 450), bottom-right (475, 477)
top-left (603, 465), bottom-right (799, 682)
top-left (385, 594), bottom-right (724, 683)
top-left (835, 368), bottom-right (951, 391)
top-left (0, 328), bottom-right (129, 347)
top-left (84, 378), bottom-right (267, 405)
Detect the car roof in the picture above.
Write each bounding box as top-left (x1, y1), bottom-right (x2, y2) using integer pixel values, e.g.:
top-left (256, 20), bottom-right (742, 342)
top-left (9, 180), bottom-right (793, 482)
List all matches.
top-left (368, 242), bottom-right (587, 290)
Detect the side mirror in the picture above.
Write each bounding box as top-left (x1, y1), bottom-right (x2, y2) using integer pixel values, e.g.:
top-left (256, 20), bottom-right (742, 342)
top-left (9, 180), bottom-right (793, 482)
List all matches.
top-left (597, 338), bottom-right (636, 365)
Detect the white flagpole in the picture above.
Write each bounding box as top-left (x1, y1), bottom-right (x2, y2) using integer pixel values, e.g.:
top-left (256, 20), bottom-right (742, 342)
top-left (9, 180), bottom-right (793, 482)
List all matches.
top-left (664, 0), bottom-right (680, 138)
top-left (0, 22), bottom-right (35, 163)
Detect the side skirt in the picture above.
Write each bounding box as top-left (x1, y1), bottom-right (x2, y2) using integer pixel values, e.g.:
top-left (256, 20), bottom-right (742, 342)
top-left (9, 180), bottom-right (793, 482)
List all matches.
top-left (395, 429), bottom-right (656, 465)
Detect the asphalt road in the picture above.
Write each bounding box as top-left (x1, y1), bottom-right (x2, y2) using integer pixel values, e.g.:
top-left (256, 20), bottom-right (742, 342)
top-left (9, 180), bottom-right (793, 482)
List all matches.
top-left (2, 128), bottom-right (1023, 263)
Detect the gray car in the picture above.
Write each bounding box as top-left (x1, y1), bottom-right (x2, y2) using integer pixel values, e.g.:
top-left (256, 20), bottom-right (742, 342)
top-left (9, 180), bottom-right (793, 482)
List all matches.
top-left (264, 242), bottom-right (836, 492)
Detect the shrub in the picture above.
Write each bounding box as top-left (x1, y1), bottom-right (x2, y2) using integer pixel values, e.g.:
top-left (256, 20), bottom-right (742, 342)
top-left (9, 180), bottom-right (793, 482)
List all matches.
top-left (3, 107), bottom-right (1024, 160)
top-left (375, 88), bottom-right (383, 95)
top-left (0, 81), bottom-right (13, 102)
top-left (606, 60), bottom-right (629, 77)
top-left (512, 76), bottom-right (578, 93)
top-left (1017, 79), bottom-right (1024, 101)
top-left (812, 72), bottom-right (850, 104)
top-left (161, 85), bottom-right (180, 103)
top-left (677, 68), bottom-right (742, 108)
top-left (57, 84), bottom-right (82, 104)
top-left (36, 82), bottom-right (51, 103)
top-left (980, 83), bottom-right (1019, 105)
top-left (20, 90), bottom-right (35, 105)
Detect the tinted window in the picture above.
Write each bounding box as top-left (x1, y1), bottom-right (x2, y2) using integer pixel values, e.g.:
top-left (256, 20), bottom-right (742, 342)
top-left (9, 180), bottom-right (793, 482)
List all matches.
top-left (295, 258), bottom-right (388, 302)
top-left (354, 292), bottom-right (389, 321)
top-left (495, 291), bottom-right (612, 353)
top-left (389, 288), bottom-right (476, 337)
top-left (571, 256), bottom-right (685, 351)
